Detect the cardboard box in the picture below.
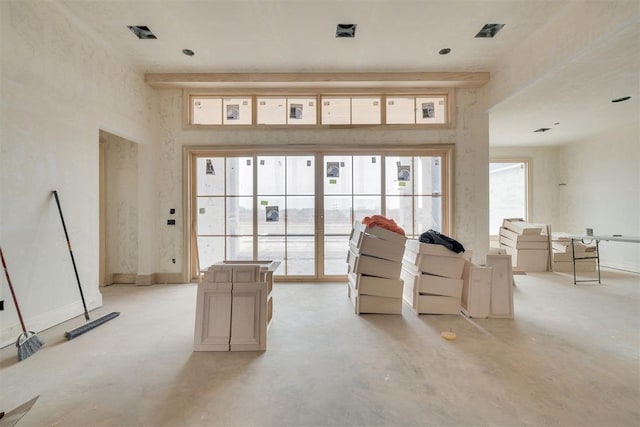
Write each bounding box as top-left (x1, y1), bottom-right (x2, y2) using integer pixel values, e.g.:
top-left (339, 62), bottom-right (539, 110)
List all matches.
top-left (401, 267), bottom-right (463, 298)
top-left (502, 218), bottom-right (543, 235)
top-left (499, 227), bottom-right (548, 242)
top-left (501, 246), bottom-right (548, 272)
top-left (348, 272), bottom-right (403, 298)
top-left (499, 234), bottom-right (548, 250)
top-left (347, 249), bottom-right (402, 279)
top-left (348, 284), bottom-right (402, 314)
top-left (403, 249), bottom-right (466, 279)
top-left (414, 294), bottom-right (461, 315)
top-left (552, 241), bottom-right (594, 253)
top-left (349, 232), bottom-right (405, 263)
top-left (553, 261), bottom-right (597, 272)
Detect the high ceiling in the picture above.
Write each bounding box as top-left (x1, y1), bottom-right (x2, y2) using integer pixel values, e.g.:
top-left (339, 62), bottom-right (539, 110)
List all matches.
top-left (53, 0), bottom-right (639, 147)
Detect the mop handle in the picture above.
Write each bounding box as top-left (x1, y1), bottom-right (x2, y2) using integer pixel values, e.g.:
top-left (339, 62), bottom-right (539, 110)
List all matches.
top-left (0, 246), bottom-right (28, 333)
top-left (52, 191), bottom-right (90, 321)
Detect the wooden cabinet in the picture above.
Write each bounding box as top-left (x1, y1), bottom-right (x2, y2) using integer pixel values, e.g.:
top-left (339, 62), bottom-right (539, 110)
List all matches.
top-left (485, 255), bottom-right (514, 318)
top-left (230, 282), bottom-right (267, 351)
top-left (460, 262), bottom-right (492, 319)
top-left (193, 282), bottom-right (232, 351)
top-left (193, 260), bottom-right (279, 352)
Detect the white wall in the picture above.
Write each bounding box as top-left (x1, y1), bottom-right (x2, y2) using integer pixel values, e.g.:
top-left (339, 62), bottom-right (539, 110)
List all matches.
top-left (491, 124), bottom-right (640, 273)
top-left (152, 88), bottom-right (490, 272)
top-left (0, 0), bottom-right (490, 347)
top-left (557, 124), bottom-right (640, 272)
top-left (0, 1), bottom-right (154, 346)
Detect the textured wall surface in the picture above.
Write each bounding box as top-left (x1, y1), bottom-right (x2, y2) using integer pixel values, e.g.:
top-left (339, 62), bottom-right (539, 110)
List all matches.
top-left (153, 88), bottom-right (490, 271)
top-left (0, 0), bottom-right (154, 346)
top-left (103, 132), bottom-right (139, 276)
top-left (556, 124), bottom-right (639, 271)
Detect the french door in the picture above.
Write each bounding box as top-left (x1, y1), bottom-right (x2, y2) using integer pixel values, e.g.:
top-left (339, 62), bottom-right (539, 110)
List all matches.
top-left (189, 146), bottom-right (450, 281)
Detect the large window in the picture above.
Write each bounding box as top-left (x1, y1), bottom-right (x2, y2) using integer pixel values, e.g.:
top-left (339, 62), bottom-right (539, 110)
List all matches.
top-left (489, 160), bottom-right (530, 235)
top-left (189, 146), bottom-right (452, 281)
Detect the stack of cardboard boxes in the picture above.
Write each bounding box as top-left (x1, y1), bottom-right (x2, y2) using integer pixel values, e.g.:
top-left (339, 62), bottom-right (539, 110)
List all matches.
top-left (347, 222), bottom-right (407, 314)
top-left (551, 233), bottom-right (597, 272)
top-left (499, 218), bottom-right (549, 272)
top-left (401, 239), bottom-right (466, 314)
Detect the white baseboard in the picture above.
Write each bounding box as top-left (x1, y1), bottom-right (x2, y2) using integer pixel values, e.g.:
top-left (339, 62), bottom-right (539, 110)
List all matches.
top-left (154, 272), bottom-right (185, 284)
top-left (601, 262), bottom-right (640, 274)
top-left (112, 273), bottom-right (136, 284)
top-left (136, 274), bottom-right (155, 286)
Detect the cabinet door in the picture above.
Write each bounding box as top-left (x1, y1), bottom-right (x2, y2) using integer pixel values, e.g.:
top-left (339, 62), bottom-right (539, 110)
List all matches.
top-left (193, 282), bottom-right (232, 351)
top-left (230, 283), bottom-right (267, 351)
top-left (486, 255), bottom-right (514, 318)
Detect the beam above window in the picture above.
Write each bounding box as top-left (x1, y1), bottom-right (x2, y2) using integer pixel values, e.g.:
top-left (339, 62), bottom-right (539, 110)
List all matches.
top-left (144, 72), bottom-right (490, 90)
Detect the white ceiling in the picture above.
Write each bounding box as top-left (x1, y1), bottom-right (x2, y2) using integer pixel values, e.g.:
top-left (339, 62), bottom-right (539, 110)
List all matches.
top-left (54, 0), bottom-right (639, 147)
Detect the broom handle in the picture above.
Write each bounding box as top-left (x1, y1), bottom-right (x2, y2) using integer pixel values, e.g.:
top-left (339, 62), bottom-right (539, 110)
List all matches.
top-left (52, 191), bottom-right (90, 321)
top-left (0, 247), bottom-right (28, 333)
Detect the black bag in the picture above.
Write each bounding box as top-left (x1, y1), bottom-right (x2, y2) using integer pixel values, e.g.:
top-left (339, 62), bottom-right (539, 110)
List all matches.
top-left (419, 229), bottom-right (465, 253)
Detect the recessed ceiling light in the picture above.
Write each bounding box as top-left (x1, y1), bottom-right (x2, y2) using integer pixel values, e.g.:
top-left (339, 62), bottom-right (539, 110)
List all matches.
top-left (533, 128), bottom-right (551, 133)
top-left (182, 49), bottom-right (195, 56)
top-left (612, 96), bottom-right (631, 103)
top-left (439, 48), bottom-right (451, 55)
top-left (127, 25), bottom-right (157, 40)
top-left (475, 24), bottom-right (505, 38)
top-left (336, 24), bottom-right (357, 38)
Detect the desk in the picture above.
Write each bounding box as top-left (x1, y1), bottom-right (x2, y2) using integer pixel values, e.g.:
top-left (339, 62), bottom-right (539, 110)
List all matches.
top-left (569, 235), bottom-right (640, 284)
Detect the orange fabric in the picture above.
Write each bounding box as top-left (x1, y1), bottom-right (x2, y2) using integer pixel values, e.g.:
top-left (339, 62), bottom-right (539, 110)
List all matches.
top-left (362, 215), bottom-right (405, 236)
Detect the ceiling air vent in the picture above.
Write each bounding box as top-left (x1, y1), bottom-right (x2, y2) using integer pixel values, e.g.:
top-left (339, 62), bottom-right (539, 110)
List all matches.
top-left (127, 25), bottom-right (157, 40)
top-left (533, 128), bottom-right (551, 133)
top-left (336, 24), bottom-right (357, 38)
top-left (475, 24), bottom-right (505, 38)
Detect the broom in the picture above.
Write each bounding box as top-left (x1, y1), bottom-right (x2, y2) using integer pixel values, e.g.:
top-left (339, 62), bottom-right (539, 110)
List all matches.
top-left (52, 191), bottom-right (120, 340)
top-left (0, 246), bottom-right (44, 361)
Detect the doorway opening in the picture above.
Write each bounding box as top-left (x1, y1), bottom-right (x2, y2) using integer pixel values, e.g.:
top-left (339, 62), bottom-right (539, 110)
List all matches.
top-left (489, 159), bottom-right (530, 236)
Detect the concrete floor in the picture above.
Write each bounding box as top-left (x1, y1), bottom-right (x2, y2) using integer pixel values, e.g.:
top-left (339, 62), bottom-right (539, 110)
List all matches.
top-left (1, 269), bottom-right (639, 427)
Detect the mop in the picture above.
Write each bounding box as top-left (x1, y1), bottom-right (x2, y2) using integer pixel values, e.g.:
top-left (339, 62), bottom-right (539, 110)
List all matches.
top-left (52, 191), bottom-right (120, 340)
top-left (0, 247), bottom-right (44, 361)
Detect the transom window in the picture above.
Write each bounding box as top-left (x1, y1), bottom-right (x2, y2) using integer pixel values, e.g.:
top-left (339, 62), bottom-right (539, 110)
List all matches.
top-left (186, 90), bottom-right (453, 128)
